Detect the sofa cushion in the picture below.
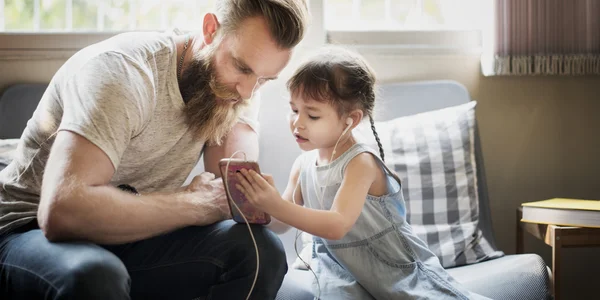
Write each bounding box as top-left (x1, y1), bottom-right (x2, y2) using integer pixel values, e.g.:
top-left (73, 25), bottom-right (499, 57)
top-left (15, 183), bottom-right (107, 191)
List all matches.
top-left (279, 254), bottom-right (551, 300)
top-left (275, 269), bottom-right (314, 300)
top-left (445, 254), bottom-right (552, 299)
top-left (0, 139), bottom-right (19, 171)
top-left (0, 84), bottom-right (48, 139)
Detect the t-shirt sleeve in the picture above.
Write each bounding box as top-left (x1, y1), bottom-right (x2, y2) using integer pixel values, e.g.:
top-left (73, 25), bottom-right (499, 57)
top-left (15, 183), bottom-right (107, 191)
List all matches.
top-left (237, 89), bottom-right (261, 133)
top-left (58, 52), bottom-right (154, 170)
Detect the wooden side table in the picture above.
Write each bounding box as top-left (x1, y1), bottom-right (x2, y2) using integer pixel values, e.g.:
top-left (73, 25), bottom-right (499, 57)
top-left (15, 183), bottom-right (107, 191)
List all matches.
top-left (516, 206), bottom-right (600, 300)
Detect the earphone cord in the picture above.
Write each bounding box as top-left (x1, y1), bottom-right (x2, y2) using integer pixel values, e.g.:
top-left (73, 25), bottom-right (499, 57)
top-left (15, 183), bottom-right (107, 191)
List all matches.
top-left (219, 74), bottom-right (265, 300)
top-left (316, 121), bottom-right (352, 211)
top-left (291, 121), bottom-right (352, 300)
top-left (292, 181), bottom-right (321, 300)
top-left (223, 150), bottom-right (260, 300)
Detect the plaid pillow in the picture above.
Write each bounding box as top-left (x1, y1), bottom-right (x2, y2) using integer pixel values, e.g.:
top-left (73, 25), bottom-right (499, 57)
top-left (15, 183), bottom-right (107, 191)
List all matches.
top-left (358, 101), bottom-right (503, 268)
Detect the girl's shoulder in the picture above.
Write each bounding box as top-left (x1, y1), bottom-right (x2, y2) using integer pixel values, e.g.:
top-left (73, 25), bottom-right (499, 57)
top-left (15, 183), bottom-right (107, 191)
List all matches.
top-left (341, 143), bottom-right (383, 175)
top-left (343, 144), bottom-right (390, 196)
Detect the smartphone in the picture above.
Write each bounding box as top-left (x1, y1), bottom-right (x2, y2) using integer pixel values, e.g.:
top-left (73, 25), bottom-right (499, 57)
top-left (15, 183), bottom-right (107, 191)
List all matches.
top-left (219, 158), bottom-right (271, 225)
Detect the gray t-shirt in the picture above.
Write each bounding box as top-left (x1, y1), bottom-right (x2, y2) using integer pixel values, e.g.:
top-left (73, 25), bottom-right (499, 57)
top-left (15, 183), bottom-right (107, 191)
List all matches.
top-left (0, 30), bottom-right (260, 235)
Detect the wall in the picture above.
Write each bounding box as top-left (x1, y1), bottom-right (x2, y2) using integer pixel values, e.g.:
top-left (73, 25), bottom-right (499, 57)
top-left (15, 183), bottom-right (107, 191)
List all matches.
top-left (1, 51), bottom-right (599, 299)
top-left (0, 59), bottom-right (65, 92)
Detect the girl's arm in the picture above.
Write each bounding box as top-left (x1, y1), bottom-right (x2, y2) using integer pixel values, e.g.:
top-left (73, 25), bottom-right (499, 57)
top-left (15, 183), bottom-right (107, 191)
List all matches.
top-left (264, 156), bottom-right (304, 233)
top-left (237, 153), bottom-right (379, 240)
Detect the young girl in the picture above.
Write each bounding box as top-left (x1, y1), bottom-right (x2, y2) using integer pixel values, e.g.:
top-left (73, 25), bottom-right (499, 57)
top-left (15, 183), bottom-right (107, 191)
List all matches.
top-left (235, 47), bottom-right (490, 300)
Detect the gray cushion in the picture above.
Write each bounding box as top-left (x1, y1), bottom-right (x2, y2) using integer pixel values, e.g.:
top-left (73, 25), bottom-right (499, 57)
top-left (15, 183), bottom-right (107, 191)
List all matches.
top-left (0, 139), bottom-right (19, 171)
top-left (446, 254), bottom-right (552, 300)
top-left (0, 84), bottom-right (48, 139)
top-left (276, 254), bottom-right (552, 300)
top-left (276, 269), bottom-right (313, 300)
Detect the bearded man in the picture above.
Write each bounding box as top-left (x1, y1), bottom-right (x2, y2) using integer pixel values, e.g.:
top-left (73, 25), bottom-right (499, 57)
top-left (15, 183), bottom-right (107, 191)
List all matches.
top-left (0, 1), bottom-right (308, 299)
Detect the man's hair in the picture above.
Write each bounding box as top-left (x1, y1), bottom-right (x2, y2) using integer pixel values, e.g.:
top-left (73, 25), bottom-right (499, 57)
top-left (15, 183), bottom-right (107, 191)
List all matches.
top-left (215, 0), bottom-right (309, 49)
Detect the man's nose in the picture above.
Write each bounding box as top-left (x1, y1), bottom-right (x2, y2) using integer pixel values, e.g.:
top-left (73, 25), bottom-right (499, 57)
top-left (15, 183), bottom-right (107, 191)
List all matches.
top-left (237, 77), bottom-right (263, 100)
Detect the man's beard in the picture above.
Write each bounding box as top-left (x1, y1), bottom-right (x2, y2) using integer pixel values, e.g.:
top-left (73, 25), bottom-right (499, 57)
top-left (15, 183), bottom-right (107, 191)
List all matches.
top-left (179, 49), bottom-right (249, 146)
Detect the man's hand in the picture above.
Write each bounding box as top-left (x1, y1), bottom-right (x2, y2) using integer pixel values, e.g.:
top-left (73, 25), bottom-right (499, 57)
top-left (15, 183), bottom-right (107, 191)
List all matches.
top-left (235, 169), bottom-right (282, 214)
top-left (183, 172), bottom-right (231, 223)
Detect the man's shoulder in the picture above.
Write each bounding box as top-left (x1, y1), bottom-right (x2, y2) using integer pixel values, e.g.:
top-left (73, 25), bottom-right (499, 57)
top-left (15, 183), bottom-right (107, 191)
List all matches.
top-left (54, 32), bottom-right (177, 93)
top-left (105, 31), bottom-right (175, 58)
top-left (62, 31), bottom-right (174, 76)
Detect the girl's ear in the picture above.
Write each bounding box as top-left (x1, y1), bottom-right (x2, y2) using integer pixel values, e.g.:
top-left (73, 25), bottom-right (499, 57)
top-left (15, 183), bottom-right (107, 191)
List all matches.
top-left (348, 109), bottom-right (364, 130)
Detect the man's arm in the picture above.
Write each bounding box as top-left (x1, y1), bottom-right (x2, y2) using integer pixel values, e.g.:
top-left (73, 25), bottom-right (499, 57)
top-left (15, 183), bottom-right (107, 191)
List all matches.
top-left (203, 123), bottom-right (259, 177)
top-left (38, 131), bottom-right (228, 244)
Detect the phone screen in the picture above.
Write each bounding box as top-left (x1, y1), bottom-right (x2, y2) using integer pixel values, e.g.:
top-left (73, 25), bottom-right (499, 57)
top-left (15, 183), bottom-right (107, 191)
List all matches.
top-left (219, 160), bottom-right (271, 225)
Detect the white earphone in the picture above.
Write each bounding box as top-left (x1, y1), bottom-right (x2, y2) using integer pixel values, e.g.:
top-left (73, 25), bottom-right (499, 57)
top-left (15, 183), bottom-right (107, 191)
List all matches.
top-left (331, 117), bottom-right (353, 162)
top-left (343, 117), bottom-right (352, 134)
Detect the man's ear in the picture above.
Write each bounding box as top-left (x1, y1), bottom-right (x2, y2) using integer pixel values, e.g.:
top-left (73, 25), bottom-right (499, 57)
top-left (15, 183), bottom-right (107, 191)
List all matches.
top-left (202, 13), bottom-right (220, 45)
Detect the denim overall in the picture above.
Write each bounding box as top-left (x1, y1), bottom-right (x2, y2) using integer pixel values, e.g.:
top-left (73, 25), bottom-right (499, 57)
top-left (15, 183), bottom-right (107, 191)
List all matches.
top-left (299, 143), bottom-right (491, 300)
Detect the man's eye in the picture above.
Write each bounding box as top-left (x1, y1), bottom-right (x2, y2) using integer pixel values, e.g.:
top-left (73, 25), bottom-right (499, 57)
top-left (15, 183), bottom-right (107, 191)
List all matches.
top-left (309, 115), bottom-right (320, 120)
top-left (291, 109), bottom-right (298, 114)
top-left (237, 65), bottom-right (252, 75)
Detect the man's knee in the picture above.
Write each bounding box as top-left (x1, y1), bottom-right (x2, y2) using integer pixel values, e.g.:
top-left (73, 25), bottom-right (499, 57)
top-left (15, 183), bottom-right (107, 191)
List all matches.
top-left (222, 222), bottom-right (287, 275)
top-left (59, 248), bottom-right (130, 299)
top-left (254, 226), bottom-right (287, 279)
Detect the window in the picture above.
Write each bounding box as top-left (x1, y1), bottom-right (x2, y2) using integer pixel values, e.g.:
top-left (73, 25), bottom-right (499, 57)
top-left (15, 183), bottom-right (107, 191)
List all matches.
top-left (0, 0), bottom-right (215, 32)
top-left (0, 0), bottom-right (484, 32)
top-left (0, 0), bottom-right (488, 57)
top-left (0, 0), bottom-right (217, 60)
top-left (325, 0), bottom-right (484, 31)
top-left (323, 0), bottom-right (487, 54)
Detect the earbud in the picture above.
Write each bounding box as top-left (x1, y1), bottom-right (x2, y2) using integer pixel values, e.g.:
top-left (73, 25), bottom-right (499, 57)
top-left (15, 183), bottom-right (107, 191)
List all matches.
top-left (338, 118), bottom-right (352, 140)
top-left (343, 118), bottom-right (353, 133)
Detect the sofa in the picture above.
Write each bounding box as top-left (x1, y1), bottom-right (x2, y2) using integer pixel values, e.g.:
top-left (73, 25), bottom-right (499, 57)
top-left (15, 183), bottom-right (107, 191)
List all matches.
top-left (0, 80), bottom-right (553, 299)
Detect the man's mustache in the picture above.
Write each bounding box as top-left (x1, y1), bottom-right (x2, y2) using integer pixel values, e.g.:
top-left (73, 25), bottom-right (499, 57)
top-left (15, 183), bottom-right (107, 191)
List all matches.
top-left (210, 78), bottom-right (241, 102)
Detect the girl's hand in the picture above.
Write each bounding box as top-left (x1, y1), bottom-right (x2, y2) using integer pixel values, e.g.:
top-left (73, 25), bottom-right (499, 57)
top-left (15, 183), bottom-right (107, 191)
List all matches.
top-left (236, 169), bottom-right (281, 213)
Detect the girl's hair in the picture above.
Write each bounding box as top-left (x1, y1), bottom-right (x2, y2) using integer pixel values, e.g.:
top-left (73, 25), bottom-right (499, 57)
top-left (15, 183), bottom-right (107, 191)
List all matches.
top-left (287, 47), bottom-right (385, 161)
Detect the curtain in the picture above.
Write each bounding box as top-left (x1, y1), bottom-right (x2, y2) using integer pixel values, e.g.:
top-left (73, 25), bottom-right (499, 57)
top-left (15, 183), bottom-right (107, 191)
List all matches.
top-left (482, 0), bottom-right (600, 76)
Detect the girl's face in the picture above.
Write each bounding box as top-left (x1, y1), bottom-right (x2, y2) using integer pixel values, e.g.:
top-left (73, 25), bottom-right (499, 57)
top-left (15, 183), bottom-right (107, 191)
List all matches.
top-left (288, 94), bottom-right (349, 152)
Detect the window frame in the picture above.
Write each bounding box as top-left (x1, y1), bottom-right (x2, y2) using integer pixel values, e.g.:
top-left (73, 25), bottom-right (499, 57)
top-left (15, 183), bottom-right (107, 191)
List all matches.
top-left (0, 32), bottom-right (118, 60)
top-left (327, 30), bottom-right (482, 55)
top-left (0, 0), bottom-right (483, 60)
top-left (320, 0), bottom-right (483, 55)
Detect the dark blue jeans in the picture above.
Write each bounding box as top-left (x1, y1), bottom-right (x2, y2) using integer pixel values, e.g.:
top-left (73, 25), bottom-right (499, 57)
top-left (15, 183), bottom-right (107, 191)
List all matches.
top-left (0, 220), bottom-right (287, 299)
